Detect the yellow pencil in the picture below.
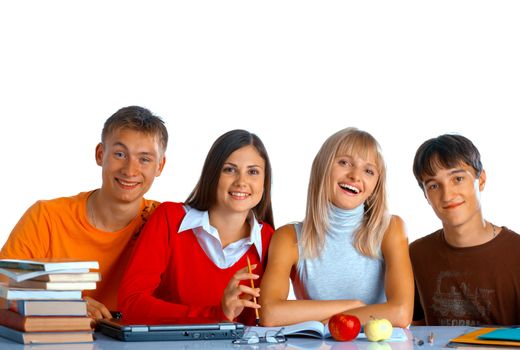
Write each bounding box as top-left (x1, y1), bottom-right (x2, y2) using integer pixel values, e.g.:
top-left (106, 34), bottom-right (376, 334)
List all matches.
top-left (246, 256), bottom-right (260, 326)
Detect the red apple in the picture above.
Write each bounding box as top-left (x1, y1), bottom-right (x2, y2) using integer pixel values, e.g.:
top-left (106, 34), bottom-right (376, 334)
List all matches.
top-left (328, 313), bottom-right (361, 341)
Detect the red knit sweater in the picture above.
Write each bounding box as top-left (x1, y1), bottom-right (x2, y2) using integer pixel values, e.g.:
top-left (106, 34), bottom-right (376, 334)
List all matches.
top-left (118, 202), bottom-right (274, 325)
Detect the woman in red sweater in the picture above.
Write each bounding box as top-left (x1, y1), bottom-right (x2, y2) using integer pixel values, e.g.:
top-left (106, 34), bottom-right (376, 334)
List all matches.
top-left (118, 129), bottom-right (274, 325)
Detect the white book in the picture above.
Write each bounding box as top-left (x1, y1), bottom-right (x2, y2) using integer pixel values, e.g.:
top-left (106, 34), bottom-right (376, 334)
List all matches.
top-left (0, 283), bottom-right (82, 300)
top-left (31, 272), bottom-right (101, 282)
top-left (9, 280), bottom-right (97, 291)
top-left (249, 321), bottom-right (408, 341)
top-left (0, 259), bottom-right (99, 272)
top-left (0, 267), bottom-right (90, 282)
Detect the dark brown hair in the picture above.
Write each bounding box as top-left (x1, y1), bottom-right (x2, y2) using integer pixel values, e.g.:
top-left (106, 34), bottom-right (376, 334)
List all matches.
top-left (413, 134), bottom-right (483, 189)
top-left (186, 129), bottom-right (274, 227)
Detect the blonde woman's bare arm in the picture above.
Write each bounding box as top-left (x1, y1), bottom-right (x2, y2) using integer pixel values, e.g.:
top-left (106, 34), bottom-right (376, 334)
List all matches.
top-left (343, 215), bottom-right (414, 327)
top-left (259, 224), bottom-right (364, 327)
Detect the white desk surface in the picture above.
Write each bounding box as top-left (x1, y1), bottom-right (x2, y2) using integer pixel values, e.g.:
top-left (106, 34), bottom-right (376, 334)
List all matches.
top-left (0, 326), bottom-right (475, 350)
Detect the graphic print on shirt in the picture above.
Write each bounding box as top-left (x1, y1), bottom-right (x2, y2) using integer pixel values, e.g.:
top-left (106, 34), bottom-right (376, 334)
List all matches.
top-left (132, 202), bottom-right (159, 241)
top-left (432, 270), bottom-right (495, 326)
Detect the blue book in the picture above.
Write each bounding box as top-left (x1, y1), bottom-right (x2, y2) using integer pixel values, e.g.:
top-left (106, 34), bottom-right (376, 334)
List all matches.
top-left (478, 328), bottom-right (520, 342)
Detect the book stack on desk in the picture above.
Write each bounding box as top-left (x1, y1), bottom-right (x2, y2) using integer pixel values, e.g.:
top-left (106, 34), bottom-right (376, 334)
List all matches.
top-left (0, 258), bottom-right (100, 344)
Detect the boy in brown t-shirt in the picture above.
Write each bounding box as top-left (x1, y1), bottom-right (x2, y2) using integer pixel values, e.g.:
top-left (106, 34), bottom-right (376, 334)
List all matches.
top-left (410, 134), bottom-right (520, 326)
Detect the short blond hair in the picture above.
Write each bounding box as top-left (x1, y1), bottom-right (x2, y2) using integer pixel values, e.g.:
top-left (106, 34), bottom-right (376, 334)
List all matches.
top-left (301, 127), bottom-right (390, 259)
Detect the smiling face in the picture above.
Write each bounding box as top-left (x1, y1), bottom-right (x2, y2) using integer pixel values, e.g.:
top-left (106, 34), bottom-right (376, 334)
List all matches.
top-left (214, 145), bottom-right (265, 216)
top-left (330, 153), bottom-right (379, 210)
top-left (96, 128), bottom-right (165, 205)
top-left (422, 162), bottom-right (486, 229)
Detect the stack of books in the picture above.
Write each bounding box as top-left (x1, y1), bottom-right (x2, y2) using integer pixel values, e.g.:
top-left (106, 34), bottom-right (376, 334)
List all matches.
top-left (0, 258), bottom-right (100, 344)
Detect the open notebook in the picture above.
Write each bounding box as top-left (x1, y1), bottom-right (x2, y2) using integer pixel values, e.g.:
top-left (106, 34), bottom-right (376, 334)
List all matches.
top-left (249, 320), bottom-right (408, 340)
top-left (99, 319), bottom-right (245, 341)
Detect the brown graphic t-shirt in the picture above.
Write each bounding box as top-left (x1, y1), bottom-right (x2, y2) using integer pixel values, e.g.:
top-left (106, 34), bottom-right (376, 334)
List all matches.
top-left (410, 227), bottom-right (520, 326)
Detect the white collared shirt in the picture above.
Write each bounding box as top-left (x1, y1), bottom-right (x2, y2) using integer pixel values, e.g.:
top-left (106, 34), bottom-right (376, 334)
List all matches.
top-left (178, 206), bottom-right (263, 269)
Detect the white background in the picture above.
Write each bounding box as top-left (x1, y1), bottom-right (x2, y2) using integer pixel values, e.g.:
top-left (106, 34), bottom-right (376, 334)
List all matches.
top-left (1, 1), bottom-right (519, 248)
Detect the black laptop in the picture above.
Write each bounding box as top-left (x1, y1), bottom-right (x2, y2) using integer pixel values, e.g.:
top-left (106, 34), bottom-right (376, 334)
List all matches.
top-left (99, 319), bottom-right (245, 342)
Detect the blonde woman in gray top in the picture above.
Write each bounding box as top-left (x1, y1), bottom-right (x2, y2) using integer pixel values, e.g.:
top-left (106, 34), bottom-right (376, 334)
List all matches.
top-left (259, 128), bottom-right (413, 327)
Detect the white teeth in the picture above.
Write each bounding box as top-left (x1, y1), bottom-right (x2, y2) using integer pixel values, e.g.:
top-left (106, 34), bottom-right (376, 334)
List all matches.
top-left (339, 183), bottom-right (360, 194)
top-left (230, 192), bottom-right (249, 197)
top-left (118, 179), bottom-right (138, 186)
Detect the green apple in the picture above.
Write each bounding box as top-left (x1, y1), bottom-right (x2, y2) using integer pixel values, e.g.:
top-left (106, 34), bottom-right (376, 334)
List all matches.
top-left (364, 317), bottom-right (392, 342)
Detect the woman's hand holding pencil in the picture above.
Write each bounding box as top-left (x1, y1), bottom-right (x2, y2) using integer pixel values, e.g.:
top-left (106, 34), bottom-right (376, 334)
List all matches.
top-left (221, 259), bottom-right (261, 323)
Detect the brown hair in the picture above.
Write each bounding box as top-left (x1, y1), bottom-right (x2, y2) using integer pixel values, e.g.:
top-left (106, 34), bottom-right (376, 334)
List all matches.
top-left (102, 106), bottom-right (168, 154)
top-left (186, 129), bottom-right (274, 227)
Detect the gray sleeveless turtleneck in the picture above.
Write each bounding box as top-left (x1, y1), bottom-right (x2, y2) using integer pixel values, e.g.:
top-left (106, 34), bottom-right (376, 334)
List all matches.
top-left (292, 204), bottom-right (386, 304)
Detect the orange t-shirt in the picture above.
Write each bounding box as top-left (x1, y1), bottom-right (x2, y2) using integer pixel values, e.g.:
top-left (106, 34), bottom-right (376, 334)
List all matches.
top-left (0, 191), bottom-right (159, 311)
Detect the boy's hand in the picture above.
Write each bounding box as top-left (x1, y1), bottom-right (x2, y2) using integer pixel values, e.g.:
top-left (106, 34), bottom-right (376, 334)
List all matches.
top-left (85, 296), bottom-right (112, 320)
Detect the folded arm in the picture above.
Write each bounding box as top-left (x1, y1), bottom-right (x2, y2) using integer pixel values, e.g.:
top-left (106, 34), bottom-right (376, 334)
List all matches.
top-left (344, 216), bottom-right (414, 327)
top-left (259, 224), bottom-right (364, 327)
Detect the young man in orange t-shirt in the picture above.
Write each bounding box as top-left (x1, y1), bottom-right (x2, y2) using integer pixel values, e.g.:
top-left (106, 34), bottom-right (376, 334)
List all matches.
top-left (0, 105), bottom-right (168, 321)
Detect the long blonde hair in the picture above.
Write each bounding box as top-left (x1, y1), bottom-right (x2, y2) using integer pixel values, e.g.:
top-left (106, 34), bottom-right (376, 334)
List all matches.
top-left (301, 127), bottom-right (390, 259)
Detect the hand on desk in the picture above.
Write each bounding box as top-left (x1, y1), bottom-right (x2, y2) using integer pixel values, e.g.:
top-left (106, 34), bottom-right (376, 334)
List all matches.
top-left (85, 296), bottom-right (112, 322)
top-left (221, 264), bottom-right (260, 322)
